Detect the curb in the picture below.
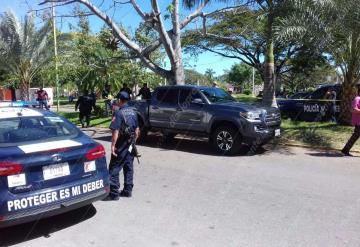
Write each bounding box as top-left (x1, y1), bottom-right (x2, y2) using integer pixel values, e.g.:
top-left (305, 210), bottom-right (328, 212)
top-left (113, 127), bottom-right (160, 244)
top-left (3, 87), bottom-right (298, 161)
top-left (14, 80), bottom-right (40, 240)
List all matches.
top-left (275, 142), bottom-right (360, 154)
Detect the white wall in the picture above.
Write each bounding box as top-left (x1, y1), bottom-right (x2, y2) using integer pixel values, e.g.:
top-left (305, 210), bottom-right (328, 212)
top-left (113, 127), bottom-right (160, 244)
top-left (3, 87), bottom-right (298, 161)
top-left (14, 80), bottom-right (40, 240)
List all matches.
top-left (15, 88), bottom-right (54, 105)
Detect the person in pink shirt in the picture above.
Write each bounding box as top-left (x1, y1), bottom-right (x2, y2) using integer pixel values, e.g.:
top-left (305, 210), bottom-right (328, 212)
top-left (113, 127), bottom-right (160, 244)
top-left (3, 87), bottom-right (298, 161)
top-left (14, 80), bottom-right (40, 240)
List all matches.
top-left (342, 86), bottom-right (360, 156)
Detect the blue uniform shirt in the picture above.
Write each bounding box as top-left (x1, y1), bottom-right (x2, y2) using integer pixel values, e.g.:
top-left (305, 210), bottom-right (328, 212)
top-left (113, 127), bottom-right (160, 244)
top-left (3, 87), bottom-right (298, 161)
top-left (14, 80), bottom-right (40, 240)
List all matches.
top-left (110, 104), bottom-right (138, 150)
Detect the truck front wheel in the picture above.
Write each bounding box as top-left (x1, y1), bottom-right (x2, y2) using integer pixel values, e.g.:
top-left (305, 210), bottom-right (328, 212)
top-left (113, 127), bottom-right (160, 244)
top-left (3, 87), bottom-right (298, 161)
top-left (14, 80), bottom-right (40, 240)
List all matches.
top-left (212, 125), bottom-right (242, 155)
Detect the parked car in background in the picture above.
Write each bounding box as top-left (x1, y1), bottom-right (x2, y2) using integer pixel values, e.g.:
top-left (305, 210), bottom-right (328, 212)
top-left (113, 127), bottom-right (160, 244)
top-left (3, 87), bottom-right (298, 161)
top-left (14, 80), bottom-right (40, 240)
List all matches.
top-left (278, 84), bottom-right (341, 121)
top-left (289, 91), bottom-right (311, 99)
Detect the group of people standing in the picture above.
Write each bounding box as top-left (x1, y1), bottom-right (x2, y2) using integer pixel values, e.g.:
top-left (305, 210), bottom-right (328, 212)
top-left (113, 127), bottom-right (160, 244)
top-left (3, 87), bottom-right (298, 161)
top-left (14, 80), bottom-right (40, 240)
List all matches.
top-left (75, 83), bottom-right (151, 128)
top-left (116, 83), bottom-right (151, 100)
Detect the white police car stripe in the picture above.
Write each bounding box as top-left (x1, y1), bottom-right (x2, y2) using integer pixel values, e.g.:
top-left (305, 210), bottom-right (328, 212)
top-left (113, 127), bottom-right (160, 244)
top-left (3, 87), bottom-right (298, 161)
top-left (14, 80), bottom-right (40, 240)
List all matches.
top-left (19, 140), bottom-right (82, 153)
top-left (0, 108), bottom-right (42, 119)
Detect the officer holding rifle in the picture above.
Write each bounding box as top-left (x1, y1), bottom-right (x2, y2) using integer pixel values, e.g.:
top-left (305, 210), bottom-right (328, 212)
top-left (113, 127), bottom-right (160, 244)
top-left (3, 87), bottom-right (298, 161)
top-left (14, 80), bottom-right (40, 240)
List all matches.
top-left (105, 91), bottom-right (140, 200)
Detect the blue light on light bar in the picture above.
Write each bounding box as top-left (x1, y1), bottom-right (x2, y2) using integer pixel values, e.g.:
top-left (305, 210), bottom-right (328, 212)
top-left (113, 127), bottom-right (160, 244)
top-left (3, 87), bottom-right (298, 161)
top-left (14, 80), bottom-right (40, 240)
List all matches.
top-left (0, 101), bottom-right (39, 108)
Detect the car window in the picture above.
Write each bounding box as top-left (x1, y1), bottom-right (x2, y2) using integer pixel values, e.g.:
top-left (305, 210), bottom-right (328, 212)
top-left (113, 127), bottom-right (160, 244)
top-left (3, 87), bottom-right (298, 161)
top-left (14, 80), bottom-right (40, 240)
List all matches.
top-left (179, 89), bottom-right (203, 105)
top-left (309, 87), bottom-right (331, 99)
top-left (0, 116), bottom-right (80, 147)
top-left (156, 88), bottom-right (179, 104)
top-left (200, 87), bottom-right (235, 103)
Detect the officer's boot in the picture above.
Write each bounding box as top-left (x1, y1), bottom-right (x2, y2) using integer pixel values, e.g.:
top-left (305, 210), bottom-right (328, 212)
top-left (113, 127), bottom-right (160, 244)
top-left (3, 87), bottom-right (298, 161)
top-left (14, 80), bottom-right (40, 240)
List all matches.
top-left (120, 184), bottom-right (133, 197)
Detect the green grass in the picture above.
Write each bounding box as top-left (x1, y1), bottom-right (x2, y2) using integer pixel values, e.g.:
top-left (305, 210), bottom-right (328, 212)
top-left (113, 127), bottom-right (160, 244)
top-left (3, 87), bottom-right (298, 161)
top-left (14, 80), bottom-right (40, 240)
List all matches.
top-left (58, 101), bottom-right (112, 128)
top-left (280, 119), bottom-right (359, 151)
top-left (58, 112), bottom-right (112, 128)
top-left (233, 94), bottom-right (259, 103)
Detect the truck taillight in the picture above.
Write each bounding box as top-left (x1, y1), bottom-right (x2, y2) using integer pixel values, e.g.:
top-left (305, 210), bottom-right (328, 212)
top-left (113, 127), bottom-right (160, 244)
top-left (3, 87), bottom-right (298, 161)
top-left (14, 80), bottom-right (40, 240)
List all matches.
top-left (86, 145), bottom-right (106, 161)
top-left (0, 162), bottom-right (23, 176)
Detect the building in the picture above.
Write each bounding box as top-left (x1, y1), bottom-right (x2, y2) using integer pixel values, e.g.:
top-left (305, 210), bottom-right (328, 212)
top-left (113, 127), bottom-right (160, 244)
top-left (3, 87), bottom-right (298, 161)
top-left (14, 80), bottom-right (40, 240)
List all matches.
top-left (0, 87), bottom-right (14, 101)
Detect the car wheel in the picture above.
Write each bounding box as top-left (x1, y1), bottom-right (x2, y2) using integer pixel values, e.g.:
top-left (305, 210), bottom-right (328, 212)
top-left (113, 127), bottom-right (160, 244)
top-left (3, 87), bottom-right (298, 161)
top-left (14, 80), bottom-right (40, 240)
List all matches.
top-left (212, 125), bottom-right (242, 155)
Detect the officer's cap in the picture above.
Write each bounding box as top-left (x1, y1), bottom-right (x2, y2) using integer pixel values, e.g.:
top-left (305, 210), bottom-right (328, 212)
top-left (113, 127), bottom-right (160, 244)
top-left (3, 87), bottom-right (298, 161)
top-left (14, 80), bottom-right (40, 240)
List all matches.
top-left (118, 91), bottom-right (130, 100)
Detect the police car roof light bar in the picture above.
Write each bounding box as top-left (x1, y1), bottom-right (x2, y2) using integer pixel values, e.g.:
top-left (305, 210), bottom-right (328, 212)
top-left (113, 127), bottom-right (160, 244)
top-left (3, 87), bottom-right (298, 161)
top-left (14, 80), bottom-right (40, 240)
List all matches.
top-left (0, 101), bottom-right (39, 108)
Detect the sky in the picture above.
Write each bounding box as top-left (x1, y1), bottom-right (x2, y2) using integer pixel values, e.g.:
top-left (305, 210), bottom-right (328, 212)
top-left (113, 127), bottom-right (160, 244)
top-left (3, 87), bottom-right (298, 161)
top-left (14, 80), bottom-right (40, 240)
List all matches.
top-left (0, 0), bottom-right (238, 76)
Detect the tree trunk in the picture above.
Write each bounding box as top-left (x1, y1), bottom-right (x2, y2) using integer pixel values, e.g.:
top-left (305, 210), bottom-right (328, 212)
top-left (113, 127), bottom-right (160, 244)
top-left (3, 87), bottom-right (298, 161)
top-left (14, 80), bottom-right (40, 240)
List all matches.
top-left (169, 0), bottom-right (185, 86)
top-left (339, 73), bottom-right (357, 125)
top-left (169, 60), bottom-right (185, 85)
top-left (262, 0), bottom-right (277, 107)
top-left (19, 79), bottom-right (29, 101)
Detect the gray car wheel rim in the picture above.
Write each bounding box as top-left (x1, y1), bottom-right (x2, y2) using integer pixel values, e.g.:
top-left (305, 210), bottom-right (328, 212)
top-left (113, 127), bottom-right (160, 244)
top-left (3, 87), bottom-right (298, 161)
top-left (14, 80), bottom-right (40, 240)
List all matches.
top-left (216, 131), bottom-right (234, 151)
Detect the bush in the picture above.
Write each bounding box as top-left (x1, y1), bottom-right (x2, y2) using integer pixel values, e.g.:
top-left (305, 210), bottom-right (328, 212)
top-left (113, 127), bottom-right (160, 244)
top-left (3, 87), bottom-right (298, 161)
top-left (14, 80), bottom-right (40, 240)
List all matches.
top-left (243, 89), bottom-right (252, 95)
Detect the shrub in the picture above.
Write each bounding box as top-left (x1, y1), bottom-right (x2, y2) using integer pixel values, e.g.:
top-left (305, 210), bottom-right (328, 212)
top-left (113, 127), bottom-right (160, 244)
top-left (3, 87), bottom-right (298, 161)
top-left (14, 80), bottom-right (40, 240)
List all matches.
top-left (243, 89), bottom-right (252, 95)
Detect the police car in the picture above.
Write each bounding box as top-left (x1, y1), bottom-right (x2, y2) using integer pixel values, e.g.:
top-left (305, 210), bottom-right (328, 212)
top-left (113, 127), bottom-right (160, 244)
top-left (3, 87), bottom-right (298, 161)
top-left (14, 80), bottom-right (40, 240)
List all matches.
top-left (0, 105), bottom-right (109, 228)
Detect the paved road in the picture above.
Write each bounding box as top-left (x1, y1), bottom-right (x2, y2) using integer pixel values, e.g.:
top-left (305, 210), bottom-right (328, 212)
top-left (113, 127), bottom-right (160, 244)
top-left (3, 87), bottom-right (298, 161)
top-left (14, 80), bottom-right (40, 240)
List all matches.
top-left (2, 129), bottom-right (360, 247)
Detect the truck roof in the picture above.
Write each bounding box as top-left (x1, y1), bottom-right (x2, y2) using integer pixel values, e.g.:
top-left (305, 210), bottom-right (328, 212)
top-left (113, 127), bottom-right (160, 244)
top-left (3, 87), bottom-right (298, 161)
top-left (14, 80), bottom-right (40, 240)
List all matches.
top-left (155, 85), bottom-right (215, 90)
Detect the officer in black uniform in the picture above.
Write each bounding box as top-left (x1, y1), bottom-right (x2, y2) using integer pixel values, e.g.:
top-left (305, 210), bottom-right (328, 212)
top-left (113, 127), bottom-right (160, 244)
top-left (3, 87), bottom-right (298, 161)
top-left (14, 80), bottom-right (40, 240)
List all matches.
top-left (136, 83), bottom-right (151, 100)
top-left (106, 91), bottom-right (140, 200)
top-left (117, 83), bottom-right (133, 99)
top-left (75, 90), bottom-right (95, 128)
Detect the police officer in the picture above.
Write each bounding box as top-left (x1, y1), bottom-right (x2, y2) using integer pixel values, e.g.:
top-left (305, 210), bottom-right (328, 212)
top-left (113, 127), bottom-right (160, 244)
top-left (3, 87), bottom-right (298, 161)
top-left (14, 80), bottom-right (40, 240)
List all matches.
top-left (75, 90), bottom-right (95, 128)
top-left (106, 91), bottom-right (140, 200)
top-left (117, 83), bottom-right (133, 99)
top-left (136, 83), bottom-right (151, 100)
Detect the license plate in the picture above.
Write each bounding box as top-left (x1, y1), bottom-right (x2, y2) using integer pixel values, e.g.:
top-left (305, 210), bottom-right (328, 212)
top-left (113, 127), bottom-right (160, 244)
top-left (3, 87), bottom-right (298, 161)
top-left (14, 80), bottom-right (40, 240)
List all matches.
top-left (43, 163), bottom-right (70, 180)
top-left (275, 129), bottom-right (281, 137)
top-left (8, 173), bottom-right (26, 188)
top-left (84, 161), bottom-right (96, 173)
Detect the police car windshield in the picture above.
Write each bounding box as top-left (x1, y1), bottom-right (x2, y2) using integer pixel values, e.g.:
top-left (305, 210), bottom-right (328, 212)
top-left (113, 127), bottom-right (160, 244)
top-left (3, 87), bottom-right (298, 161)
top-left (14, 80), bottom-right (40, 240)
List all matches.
top-left (0, 116), bottom-right (80, 147)
top-left (200, 88), bottom-right (235, 103)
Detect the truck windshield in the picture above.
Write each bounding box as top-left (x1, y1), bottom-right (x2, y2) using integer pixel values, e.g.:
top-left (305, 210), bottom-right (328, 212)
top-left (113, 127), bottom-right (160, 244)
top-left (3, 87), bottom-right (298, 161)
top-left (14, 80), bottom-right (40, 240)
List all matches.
top-left (200, 88), bottom-right (235, 103)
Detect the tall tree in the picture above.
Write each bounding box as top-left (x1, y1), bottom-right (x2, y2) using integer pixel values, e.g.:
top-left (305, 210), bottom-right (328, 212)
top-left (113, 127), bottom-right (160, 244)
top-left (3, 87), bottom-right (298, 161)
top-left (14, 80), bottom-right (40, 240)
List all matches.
top-left (40, 0), bottom-right (215, 85)
top-left (184, 0), bottom-right (287, 106)
top-left (0, 11), bottom-right (51, 100)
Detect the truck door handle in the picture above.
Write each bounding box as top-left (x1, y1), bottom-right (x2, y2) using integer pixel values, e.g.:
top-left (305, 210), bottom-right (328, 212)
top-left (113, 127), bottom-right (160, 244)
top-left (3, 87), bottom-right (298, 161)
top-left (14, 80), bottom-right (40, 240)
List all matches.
top-left (152, 106), bottom-right (159, 110)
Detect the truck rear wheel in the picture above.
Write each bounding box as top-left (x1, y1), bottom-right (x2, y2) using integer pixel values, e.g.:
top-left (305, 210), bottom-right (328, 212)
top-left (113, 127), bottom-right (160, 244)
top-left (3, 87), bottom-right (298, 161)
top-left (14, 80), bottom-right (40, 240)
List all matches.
top-left (212, 125), bottom-right (242, 155)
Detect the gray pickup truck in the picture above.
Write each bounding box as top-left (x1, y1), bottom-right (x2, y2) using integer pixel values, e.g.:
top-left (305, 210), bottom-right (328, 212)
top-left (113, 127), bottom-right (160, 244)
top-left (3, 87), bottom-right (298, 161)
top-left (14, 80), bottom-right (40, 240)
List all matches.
top-left (129, 85), bottom-right (281, 155)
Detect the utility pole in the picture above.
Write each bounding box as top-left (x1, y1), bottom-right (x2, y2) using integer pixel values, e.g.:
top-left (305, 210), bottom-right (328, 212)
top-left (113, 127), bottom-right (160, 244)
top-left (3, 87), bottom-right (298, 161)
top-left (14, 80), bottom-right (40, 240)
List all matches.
top-left (252, 67), bottom-right (255, 96)
top-left (51, 2), bottom-right (60, 112)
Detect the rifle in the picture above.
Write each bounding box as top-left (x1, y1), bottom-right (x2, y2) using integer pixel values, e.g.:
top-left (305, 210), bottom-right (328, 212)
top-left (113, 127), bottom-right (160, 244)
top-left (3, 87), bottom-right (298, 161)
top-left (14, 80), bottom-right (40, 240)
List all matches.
top-left (120, 109), bottom-right (141, 164)
top-left (126, 128), bottom-right (141, 164)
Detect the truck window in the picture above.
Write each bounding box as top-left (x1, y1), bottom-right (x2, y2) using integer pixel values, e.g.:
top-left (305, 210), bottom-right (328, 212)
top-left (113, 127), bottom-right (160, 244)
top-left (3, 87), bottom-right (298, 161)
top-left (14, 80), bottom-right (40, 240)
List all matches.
top-left (179, 89), bottom-right (203, 105)
top-left (156, 88), bottom-right (179, 104)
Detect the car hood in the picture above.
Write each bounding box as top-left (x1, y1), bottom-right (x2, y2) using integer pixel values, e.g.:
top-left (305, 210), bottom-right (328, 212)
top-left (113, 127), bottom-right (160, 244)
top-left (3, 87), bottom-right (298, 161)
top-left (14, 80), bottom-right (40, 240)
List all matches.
top-left (212, 101), bottom-right (279, 113)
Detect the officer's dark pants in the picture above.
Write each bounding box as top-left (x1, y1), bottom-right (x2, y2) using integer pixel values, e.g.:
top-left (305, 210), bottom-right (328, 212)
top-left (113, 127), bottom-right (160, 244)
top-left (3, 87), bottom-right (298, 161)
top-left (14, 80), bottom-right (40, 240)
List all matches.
top-left (109, 150), bottom-right (134, 197)
top-left (342, 125), bottom-right (360, 153)
top-left (79, 111), bottom-right (91, 127)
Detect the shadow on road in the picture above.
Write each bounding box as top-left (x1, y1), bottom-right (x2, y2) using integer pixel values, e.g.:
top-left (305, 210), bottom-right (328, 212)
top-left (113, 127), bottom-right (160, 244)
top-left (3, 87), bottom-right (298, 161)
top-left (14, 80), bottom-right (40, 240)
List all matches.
top-left (0, 205), bottom-right (96, 247)
top-left (306, 151), bottom-right (350, 158)
top-left (89, 129), bottom-right (297, 157)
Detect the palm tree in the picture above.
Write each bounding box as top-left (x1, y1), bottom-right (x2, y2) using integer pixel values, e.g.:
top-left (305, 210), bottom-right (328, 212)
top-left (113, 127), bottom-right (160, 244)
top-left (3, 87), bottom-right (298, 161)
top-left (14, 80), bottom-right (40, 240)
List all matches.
top-left (0, 11), bottom-right (51, 100)
top-left (277, 0), bottom-right (360, 124)
top-left (205, 68), bottom-right (216, 80)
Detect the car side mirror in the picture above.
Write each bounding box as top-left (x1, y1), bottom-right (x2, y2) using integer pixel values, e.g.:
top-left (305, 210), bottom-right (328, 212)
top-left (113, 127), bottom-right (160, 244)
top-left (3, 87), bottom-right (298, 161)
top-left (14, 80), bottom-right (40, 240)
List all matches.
top-left (191, 98), bottom-right (204, 104)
